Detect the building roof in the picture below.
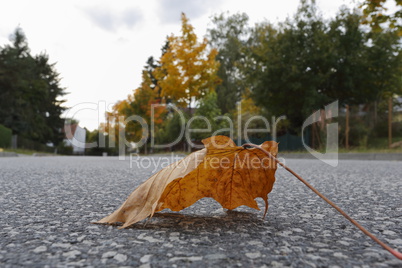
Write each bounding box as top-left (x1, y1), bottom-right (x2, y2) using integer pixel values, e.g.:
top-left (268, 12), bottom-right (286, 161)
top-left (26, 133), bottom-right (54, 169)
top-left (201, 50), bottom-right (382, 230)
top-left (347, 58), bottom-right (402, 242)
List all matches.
top-left (63, 124), bottom-right (78, 140)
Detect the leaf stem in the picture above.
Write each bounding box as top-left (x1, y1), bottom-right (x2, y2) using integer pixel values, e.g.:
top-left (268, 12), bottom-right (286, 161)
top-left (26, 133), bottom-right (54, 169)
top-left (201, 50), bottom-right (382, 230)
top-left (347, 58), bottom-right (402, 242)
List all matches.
top-left (243, 143), bottom-right (402, 260)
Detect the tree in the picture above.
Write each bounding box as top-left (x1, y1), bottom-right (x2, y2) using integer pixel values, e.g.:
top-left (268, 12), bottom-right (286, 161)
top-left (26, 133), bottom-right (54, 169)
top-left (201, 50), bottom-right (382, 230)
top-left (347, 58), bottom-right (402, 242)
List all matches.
top-left (110, 67), bottom-right (166, 153)
top-left (155, 13), bottom-right (221, 109)
top-left (189, 91), bottom-right (229, 140)
top-left (154, 107), bottom-right (189, 150)
top-left (108, 41), bottom-right (172, 153)
top-left (249, 0), bottom-right (332, 131)
top-left (0, 27), bottom-right (66, 145)
top-left (325, 8), bottom-right (374, 106)
top-left (366, 29), bottom-right (402, 147)
top-left (366, 30), bottom-right (402, 100)
top-left (208, 12), bottom-right (250, 114)
top-left (0, 28), bottom-right (33, 136)
top-left (248, 1), bottom-right (402, 136)
top-left (131, 70), bottom-right (166, 141)
top-left (34, 53), bottom-right (67, 145)
top-left (144, 40), bottom-right (169, 99)
top-left (360, 0), bottom-right (402, 35)
top-left (233, 88), bottom-right (280, 140)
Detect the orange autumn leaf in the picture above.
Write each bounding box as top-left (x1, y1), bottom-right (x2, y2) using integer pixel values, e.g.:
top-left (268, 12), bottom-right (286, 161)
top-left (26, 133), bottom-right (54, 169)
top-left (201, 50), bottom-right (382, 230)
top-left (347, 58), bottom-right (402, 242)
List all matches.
top-left (98, 136), bottom-right (278, 229)
top-left (156, 136), bottom-right (278, 213)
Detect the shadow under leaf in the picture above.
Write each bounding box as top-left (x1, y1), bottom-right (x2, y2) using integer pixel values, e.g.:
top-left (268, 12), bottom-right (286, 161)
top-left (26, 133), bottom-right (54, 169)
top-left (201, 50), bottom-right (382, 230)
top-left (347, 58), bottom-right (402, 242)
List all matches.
top-left (121, 210), bottom-right (270, 231)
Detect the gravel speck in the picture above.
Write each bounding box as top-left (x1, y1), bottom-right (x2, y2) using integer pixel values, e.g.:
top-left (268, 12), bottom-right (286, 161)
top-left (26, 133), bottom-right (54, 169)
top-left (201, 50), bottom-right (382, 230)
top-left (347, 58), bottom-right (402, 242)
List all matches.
top-left (333, 252), bottom-right (348, 258)
top-left (246, 252), bottom-right (261, 259)
top-left (387, 238), bottom-right (402, 245)
top-left (140, 254), bottom-right (152, 263)
top-left (33, 246), bottom-right (47, 253)
top-left (101, 251), bottom-right (117, 258)
top-left (63, 250), bottom-right (81, 258)
top-left (169, 256), bottom-right (203, 262)
top-left (205, 253), bottom-right (227, 260)
top-left (114, 253), bottom-right (127, 262)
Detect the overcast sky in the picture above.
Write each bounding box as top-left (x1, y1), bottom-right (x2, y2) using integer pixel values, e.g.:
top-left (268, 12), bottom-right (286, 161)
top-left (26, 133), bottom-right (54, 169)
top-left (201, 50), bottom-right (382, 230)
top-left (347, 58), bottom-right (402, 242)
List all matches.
top-left (0, 0), bottom-right (356, 131)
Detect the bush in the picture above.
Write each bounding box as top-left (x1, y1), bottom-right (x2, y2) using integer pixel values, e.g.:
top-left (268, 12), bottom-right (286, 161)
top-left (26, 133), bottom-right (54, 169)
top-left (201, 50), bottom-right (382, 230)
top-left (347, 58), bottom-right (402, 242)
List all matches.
top-left (18, 136), bottom-right (54, 153)
top-left (0, 124), bottom-right (12, 148)
top-left (339, 115), bottom-right (370, 148)
top-left (57, 142), bottom-right (73, 155)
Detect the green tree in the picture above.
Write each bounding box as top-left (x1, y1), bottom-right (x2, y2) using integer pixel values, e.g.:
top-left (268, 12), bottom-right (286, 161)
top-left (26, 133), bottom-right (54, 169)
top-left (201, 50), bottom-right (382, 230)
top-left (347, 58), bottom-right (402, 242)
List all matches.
top-left (34, 53), bottom-right (67, 144)
top-left (325, 8), bottom-right (373, 105)
top-left (189, 91), bottom-right (229, 140)
top-left (0, 27), bottom-right (66, 145)
top-left (326, 8), bottom-right (401, 119)
top-left (154, 109), bottom-right (188, 149)
top-left (249, 0), bottom-right (331, 131)
top-left (366, 30), bottom-right (402, 99)
top-left (208, 12), bottom-right (250, 114)
top-left (85, 128), bottom-right (118, 156)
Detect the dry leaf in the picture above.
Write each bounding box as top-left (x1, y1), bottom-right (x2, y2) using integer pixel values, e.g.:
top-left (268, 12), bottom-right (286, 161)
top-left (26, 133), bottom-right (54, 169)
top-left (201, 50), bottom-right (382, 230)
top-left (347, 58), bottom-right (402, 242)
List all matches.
top-left (97, 148), bottom-right (206, 228)
top-left (98, 136), bottom-right (278, 228)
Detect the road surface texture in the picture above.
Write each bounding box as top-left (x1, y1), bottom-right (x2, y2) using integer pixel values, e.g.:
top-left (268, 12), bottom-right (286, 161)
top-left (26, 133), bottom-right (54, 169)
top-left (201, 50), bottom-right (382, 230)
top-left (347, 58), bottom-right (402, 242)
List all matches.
top-left (0, 155), bottom-right (401, 267)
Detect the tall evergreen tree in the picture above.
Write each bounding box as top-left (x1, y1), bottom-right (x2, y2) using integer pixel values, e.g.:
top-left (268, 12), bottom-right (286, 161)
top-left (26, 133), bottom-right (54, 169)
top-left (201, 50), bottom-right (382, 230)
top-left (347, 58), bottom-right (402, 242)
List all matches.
top-left (145, 40), bottom-right (169, 99)
top-left (0, 27), bottom-right (66, 145)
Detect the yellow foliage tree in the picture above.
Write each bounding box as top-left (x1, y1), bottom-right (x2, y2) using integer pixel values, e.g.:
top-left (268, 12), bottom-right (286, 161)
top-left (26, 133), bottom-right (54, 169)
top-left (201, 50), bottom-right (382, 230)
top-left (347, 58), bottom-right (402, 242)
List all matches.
top-left (108, 70), bottom-right (166, 153)
top-left (360, 0), bottom-right (402, 35)
top-left (155, 13), bottom-right (221, 108)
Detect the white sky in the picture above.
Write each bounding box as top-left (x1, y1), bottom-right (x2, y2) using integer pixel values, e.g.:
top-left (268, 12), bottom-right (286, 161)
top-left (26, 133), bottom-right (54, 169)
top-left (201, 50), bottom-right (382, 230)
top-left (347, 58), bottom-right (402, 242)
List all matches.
top-left (0, 0), bottom-right (357, 131)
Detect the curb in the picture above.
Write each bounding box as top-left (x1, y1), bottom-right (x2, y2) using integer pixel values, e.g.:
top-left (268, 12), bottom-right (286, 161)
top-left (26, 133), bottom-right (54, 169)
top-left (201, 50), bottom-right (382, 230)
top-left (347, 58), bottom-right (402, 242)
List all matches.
top-left (279, 153), bottom-right (402, 161)
top-left (0, 152), bottom-right (18, 157)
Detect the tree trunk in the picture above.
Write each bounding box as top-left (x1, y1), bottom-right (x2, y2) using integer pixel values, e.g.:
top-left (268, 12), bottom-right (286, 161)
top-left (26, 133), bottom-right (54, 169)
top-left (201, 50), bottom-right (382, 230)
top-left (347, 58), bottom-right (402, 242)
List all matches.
top-left (388, 97), bottom-right (393, 149)
top-left (345, 105), bottom-right (349, 150)
top-left (188, 96), bottom-right (192, 115)
top-left (312, 123), bottom-right (315, 150)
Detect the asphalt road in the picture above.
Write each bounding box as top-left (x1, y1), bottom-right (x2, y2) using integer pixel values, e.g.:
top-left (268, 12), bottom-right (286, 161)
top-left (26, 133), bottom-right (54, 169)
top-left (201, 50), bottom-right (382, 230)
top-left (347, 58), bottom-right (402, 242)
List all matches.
top-left (0, 155), bottom-right (401, 267)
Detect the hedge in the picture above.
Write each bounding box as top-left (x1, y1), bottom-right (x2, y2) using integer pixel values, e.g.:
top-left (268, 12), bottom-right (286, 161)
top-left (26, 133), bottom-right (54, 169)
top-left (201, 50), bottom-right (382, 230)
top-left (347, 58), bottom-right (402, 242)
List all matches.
top-left (0, 124), bottom-right (12, 148)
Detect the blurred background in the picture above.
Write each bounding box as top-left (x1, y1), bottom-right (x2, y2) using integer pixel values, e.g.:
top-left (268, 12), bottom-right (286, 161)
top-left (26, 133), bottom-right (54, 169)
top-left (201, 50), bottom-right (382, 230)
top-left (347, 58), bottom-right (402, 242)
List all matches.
top-left (0, 0), bottom-right (401, 155)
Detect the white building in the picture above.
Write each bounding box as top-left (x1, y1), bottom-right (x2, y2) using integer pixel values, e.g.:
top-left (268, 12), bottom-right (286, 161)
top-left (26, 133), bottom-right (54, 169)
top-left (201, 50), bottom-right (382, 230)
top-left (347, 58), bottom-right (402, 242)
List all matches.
top-left (64, 124), bottom-right (86, 154)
